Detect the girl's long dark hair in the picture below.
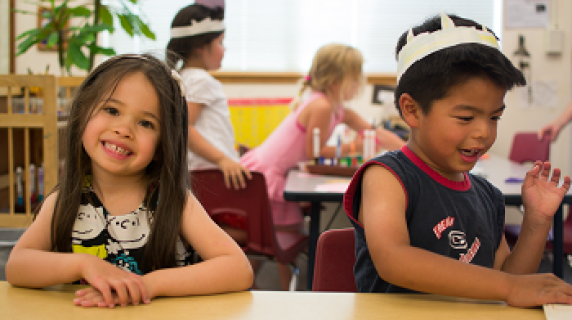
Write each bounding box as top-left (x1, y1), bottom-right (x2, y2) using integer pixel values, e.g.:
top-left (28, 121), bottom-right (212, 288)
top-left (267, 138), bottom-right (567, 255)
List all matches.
top-left (48, 54), bottom-right (189, 271)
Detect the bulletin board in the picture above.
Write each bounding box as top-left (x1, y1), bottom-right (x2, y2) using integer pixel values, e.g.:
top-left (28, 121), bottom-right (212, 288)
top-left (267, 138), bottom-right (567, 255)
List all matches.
top-left (229, 98), bottom-right (292, 148)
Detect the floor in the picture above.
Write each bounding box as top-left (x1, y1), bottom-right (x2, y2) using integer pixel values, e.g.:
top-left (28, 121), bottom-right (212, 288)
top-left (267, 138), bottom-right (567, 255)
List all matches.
top-left (2, 203), bottom-right (572, 291)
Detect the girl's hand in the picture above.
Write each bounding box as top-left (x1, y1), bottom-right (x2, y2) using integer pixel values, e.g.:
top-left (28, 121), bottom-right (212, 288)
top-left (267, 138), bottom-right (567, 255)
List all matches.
top-left (521, 161), bottom-right (571, 223)
top-left (74, 286), bottom-right (150, 308)
top-left (505, 273), bottom-right (572, 307)
top-left (77, 256), bottom-right (150, 308)
top-left (538, 123), bottom-right (562, 142)
top-left (216, 157), bottom-right (252, 189)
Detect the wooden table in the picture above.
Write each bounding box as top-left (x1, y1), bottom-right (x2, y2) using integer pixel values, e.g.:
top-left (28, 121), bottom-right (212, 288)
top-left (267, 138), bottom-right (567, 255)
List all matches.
top-left (284, 154), bottom-right (572, 290)
top-left (0, 281), bottom-right (545, 320)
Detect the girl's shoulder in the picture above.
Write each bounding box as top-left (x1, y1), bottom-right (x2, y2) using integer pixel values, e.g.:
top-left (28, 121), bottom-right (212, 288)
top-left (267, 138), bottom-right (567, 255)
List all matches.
top-left (34, 190), bottom-right (59, 221)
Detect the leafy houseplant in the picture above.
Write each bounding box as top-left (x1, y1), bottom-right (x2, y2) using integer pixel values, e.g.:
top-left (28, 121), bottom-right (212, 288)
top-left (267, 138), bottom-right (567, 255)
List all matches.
top-left (15, 0), bottom-right (156, 75)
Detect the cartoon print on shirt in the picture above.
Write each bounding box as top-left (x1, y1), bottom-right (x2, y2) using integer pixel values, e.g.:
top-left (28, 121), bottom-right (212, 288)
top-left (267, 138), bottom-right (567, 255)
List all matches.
top-left (72, 204), bottom-right (106, 241)
top-left (71, 204), bottom-right (108, 259)
top-left (113, 253), bottom-right (143, 275)
top-left (433, 216), bottom-right (481, 263)
top-left (107, 211), bottom-right (150, 250)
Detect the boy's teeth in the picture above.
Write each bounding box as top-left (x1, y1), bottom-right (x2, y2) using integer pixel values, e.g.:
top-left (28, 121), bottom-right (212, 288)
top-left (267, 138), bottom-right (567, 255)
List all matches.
top-left (461, 150), bottom-right (476, 156)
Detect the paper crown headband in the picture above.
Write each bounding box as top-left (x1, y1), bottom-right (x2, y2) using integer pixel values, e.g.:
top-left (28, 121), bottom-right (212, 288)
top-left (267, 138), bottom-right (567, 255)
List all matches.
top-left (396, 13), bottom-right (499, 82)
top-left (170, 17), bottom-right (225, 39)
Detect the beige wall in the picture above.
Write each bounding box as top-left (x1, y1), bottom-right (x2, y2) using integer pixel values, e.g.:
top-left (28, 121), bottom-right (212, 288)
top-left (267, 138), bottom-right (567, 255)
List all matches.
top-left (14, 1), bottom-right (572, 173)
top-left (492, 0), bottom-right (572, 174)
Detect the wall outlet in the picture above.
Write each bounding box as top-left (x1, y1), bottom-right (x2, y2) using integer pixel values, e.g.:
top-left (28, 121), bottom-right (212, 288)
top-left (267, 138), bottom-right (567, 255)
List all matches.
top-left (545, 27), bottom-right (564, 55)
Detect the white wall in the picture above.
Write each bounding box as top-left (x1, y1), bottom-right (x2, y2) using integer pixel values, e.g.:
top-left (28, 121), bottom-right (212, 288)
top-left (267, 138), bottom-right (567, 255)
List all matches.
top-left (491, 0), bottom-right (572, 174)
top-left (15, 1), bottom-right (572, 174)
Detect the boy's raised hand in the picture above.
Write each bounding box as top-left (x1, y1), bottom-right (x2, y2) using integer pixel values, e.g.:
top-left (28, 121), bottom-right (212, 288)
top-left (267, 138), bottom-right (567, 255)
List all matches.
top-left (522, 161), bottom-right (571, 223)
top-left (75, 255), bottom-right (150, 308)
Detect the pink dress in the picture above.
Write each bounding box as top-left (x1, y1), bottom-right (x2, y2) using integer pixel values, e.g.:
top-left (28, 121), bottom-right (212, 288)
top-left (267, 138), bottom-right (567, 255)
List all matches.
top-left (240, 92), bottom-right (344, 227)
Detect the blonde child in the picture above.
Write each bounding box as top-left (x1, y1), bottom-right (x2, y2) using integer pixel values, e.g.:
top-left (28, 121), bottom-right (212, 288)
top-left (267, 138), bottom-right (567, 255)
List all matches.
top-left (344, 13), bottom-right (572, 307)
top-left (167, 3), bottom-right (250, 191)
top-left (240, 43), bottom-right (405, 290)
top-left (6, 54), bottom-right (253, 308)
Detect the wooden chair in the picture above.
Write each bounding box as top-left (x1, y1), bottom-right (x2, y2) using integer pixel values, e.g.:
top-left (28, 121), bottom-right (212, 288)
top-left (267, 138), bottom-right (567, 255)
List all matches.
top-left (0, 75), bottom-right (59, 227)
top-left (312, 228), bottom-right (357, 292)
top-left (190, 169), bottom-right (309, 291)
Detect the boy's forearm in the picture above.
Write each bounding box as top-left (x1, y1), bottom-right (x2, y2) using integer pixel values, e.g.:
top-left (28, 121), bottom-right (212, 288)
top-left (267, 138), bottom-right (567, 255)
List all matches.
top-left (6, 249), bottom-right (86, 287)
top-left (375, 245), bottom-right (513, 301)
top-left (501, 217), bottom-right (552, 274)
top-left (143, 255), bottom-right (253, 297)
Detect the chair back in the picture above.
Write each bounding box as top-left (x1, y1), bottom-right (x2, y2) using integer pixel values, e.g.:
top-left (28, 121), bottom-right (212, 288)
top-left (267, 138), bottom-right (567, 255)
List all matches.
top-left (190, 169), bottom-right (306, 264)
top-left (509, 132), bottom-right (549, 164)
top-left (312, 228), bottom-right (357, 292)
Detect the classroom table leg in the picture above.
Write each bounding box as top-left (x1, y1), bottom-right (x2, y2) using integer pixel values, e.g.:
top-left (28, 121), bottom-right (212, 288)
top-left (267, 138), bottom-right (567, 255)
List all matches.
top-left (307, 201), bottom-right (322, 291)
top-left (553, 204), bottom-right (563, 278)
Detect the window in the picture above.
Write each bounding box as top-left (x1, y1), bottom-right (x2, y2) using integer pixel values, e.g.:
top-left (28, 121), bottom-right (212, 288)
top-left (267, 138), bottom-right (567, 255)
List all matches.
top-left (107, 0), bottom-right (500, 73)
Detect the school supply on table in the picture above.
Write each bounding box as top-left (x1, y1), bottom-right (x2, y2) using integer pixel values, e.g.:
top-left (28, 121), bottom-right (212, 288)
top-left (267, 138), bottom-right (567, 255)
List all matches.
top-left (544, 304), bottom-right (572, 320)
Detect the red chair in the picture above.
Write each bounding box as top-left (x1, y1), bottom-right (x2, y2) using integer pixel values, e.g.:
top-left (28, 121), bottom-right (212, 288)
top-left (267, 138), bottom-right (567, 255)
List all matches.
top-left (504, 132), bottom-right (572, 259)
top-left (508, 132), bottom-right (549, 164)
top-left (312, 228), bottom-right (357, 292)
top-left (190, 169), bottom-right (309, 291)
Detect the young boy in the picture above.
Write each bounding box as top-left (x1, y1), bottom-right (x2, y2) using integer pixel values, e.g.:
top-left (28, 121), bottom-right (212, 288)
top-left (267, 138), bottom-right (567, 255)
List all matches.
top-left (344, 13), bottom-right (572, 307)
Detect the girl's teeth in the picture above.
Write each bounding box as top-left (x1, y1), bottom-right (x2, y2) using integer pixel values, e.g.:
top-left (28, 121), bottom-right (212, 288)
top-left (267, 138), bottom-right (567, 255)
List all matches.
top-left (105, 142), bottom-right (129, 155)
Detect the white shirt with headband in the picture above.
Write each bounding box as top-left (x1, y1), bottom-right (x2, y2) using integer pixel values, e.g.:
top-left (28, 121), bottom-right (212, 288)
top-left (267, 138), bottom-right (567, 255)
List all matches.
top-left (180, 68), bottom-right (239, 170)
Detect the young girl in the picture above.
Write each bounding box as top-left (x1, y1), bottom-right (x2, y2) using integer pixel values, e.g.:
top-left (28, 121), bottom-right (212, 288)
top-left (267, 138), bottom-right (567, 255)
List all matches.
top-left (240, 43), bottom-right (405, 290)
top-left (166, 3), bottom-right (250, 191)
top-left (5, 54), bottom-right (253, 308)
top-left (344, 13), bottom-right (572, 307)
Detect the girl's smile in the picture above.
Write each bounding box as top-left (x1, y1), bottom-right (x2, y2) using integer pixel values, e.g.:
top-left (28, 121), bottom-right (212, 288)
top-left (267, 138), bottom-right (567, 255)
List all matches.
top-left (82, 71), bottom-right (161, 179)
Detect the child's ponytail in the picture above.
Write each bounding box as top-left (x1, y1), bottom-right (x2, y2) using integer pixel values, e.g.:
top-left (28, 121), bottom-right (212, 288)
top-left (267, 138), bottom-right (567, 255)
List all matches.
top-left (290, 75), bottom-right (311, 111)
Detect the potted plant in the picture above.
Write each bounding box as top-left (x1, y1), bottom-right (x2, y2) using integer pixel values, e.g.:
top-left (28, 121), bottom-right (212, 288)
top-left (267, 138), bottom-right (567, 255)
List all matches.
top-left (15, 0), bottom-right (155, 75)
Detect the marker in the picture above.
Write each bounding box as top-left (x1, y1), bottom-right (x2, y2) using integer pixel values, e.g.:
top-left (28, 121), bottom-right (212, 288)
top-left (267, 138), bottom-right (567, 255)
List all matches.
top-left (335, 134), bottom-right (342, 161)
top-left (313, 128), bottom-right (320, 164)
top-left (30, 164), bottom-right (36, 203)
top-left (16, 167), bottom-right (23, 206)
top-left (38, 163), bottom-right (44, 202)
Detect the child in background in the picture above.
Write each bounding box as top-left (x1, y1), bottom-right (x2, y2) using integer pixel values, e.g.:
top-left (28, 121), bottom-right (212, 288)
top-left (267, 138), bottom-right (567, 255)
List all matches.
top-left (167, 2), bottom-right (251, 245)
top-left (240, 43), bottom-right (405, 290)
top-left (6, 54), bottom-right (253, 308)
top-left (344, 13), bottom-right (572, 307)
top-left (167, 3), bottom-right (251, 191)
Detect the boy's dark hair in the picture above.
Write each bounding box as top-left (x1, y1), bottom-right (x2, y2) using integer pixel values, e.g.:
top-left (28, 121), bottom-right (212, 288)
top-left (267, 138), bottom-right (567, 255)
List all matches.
top-left (51, 54), bottom-right (189, 272)
top-left (166, 4), bottom-right (225, 69)
top-left (394, 14), bottom-right (526, 116)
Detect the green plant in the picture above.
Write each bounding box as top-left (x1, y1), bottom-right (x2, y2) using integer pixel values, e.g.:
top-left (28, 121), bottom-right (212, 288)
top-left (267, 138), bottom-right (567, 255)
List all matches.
top-left (15, 0), bottom-right (156, 75)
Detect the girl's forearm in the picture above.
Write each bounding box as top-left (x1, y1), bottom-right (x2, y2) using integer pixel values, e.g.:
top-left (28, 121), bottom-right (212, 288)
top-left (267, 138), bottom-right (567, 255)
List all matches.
top-left (143, 254), bottom-right (253, 297)
top-left (6, 249), bottom-right (87, 287)
top-left (188, 127), bottom-right (227, 164)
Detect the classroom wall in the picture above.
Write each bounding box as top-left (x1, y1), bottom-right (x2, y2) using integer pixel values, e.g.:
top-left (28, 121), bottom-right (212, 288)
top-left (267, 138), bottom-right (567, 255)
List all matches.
top-left (14, 2), bottom-right (102, 76)
top-left (491, 0), bottom-right (572, 174)
top-left (14, 1), bottom-right (572, 173)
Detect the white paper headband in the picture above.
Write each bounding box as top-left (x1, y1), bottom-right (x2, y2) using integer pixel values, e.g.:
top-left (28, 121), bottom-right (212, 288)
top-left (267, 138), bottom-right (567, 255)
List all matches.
top-left (397, 13), bottom-right (499, 82)
top-left (170, 17), bottom-right (225, 39)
